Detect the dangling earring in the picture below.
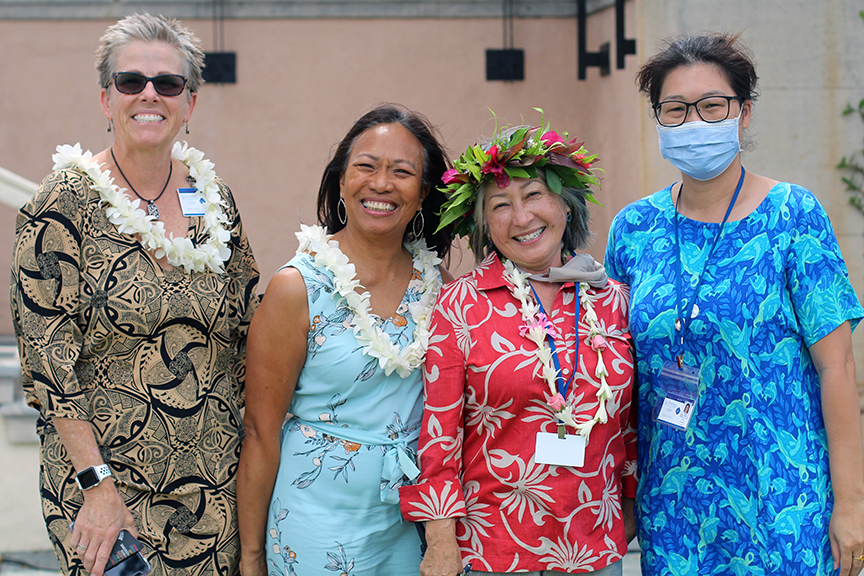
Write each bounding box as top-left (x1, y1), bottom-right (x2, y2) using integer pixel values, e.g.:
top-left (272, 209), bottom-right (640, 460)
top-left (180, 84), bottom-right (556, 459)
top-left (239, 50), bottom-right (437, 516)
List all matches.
top-left (185, 121), bottom-right (190, 135)
top-left (337, 197), bottom-right (347, 225)
top-left (411, 210), bottom-right (425, 239)
top-left (566, 212), bottom-right (572, 222)
top-left (107, 119), bottom-right (113, 133)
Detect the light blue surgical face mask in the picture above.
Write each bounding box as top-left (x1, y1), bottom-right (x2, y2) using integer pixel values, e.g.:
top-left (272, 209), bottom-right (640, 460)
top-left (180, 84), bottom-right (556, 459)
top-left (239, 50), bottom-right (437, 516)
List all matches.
top-left (656, 113), bottom-right (741, 181)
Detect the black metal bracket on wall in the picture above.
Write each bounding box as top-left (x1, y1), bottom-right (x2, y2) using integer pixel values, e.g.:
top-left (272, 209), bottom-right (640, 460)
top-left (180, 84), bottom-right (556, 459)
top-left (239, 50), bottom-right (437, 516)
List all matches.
top-left (615, 0), bottom-right (637, 69)
top-left (578, 0), bottom-right (637, 80)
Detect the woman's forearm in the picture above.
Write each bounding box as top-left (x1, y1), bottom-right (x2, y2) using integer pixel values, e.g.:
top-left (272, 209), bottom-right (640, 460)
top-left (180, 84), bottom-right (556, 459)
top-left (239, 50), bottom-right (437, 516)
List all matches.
top-left (53, 417), bottom-right (136, 576)
top-left (813, 324), bottom-right (864, 501)
top-left (52, 417), bottom-right (105, 472)
top-left (237, 427), bottom-right (282, 561)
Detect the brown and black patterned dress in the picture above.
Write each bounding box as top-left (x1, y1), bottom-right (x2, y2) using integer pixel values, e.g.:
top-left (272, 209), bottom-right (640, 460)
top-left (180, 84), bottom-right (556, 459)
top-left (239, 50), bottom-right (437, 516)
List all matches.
top-left (10, 162), bottom-right (259, 575)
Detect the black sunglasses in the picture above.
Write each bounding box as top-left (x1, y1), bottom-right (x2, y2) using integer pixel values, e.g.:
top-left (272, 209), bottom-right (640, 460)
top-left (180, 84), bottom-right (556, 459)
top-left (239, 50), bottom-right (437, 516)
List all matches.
top-left (111, 72), bottom-right (188, 97)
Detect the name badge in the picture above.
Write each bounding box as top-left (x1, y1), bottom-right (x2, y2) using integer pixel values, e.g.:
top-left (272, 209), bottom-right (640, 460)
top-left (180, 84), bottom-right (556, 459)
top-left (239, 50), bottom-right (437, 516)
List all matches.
top-left (534, 432), bottom-right (585, 467)
top-left (652, 361), bottom-right (700, 431)
top-left (177, 188), bottom-right (206, 216)
top-left (656, 393), bottom-right (695, 430)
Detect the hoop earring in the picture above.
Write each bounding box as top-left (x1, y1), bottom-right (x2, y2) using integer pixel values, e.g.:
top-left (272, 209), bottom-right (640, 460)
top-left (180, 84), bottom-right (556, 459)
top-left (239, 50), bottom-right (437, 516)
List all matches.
top-left (566, 212), bottom-right (572, 222)
top-left (411, 210), bottom-right (425, 239)
top-left (337, 197), bottom-right (347, 225)
top-left (185, 121), bottom-right (190, 135)
top-left (107, 119), bottom-right (113, 133)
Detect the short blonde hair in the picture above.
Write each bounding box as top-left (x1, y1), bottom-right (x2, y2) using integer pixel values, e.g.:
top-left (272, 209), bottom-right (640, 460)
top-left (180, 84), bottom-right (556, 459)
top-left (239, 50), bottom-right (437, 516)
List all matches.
top-left (96, 13), bottom-right (205, 93)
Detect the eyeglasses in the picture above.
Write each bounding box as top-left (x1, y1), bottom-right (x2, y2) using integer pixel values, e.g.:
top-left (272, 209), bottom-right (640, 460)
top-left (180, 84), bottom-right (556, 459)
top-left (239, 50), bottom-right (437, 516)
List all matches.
top-left (111, 72), bottom-right (188, 97)
top-left (654, 95), bottom-right (743, 127)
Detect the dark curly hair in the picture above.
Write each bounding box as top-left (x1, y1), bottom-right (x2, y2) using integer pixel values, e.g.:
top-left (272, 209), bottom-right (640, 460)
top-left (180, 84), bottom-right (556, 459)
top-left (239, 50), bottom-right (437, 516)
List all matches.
top-left (316, 104), bottom-right (453, 260)
top-left (636, 32), bottom-right (760, 112)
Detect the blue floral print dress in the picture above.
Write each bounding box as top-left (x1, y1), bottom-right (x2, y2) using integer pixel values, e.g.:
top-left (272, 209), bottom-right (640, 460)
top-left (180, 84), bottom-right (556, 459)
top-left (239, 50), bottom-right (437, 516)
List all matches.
top-left (605, 182), bottom-right (864, 575)
top-left (265, 252), bottom-right (431, 576)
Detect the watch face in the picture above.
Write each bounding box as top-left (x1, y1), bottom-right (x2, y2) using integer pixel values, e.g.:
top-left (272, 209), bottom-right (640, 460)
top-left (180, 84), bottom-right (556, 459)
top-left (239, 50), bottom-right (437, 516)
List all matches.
top-left (77, 468), bottom-right (99, 488)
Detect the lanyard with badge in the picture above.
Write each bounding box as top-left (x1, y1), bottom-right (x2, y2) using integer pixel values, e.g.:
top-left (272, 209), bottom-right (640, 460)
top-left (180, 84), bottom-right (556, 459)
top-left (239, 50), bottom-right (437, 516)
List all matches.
top-left (529, 285), bottom-right (587, 467)
top-left (654, 166), bottom-right (746, 431)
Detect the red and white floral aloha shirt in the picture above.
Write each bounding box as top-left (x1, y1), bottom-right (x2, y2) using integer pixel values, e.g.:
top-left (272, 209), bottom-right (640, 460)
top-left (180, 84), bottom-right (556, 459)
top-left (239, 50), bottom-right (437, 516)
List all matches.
top-left (400, 253), bottom-right (637, 573)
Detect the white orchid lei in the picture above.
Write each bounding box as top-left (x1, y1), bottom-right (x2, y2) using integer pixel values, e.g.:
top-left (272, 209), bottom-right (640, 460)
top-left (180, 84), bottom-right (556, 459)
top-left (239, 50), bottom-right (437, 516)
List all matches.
top-left (51, 142), bottom-right (232, 273)
top-left (503, 259), bottom-right (614, 443)
top-left (295, 224), bottom-right (442, 378)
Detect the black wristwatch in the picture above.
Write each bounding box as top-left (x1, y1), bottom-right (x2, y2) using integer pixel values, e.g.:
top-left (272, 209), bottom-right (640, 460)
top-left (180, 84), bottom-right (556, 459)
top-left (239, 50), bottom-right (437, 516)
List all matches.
top-left (75, 464), bottom-right (112, 491)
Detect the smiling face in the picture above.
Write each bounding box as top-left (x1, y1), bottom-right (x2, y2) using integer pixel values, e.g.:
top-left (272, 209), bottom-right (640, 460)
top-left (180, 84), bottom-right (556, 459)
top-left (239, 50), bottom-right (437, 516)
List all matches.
top-left (339, 123), bottom-right (426, 240)
top-left (100, 40), bottom-right (196, 154)
top-left (484, 177), bottom-right (569, 274)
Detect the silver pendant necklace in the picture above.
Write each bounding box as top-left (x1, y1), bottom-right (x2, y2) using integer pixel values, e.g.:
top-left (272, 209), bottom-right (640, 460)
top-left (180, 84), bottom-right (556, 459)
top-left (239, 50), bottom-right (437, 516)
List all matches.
top-left (110, 148), bottom-right (172, 220)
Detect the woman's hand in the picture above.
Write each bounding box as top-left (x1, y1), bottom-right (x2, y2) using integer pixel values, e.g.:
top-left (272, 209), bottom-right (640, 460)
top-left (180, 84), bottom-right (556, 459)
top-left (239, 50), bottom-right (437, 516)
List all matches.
top-left (239, 551), bottom-right (268, 576)
top-left (70, 479), bottom-right (137, 576)
top-left (830, 497), bottom-right (864, 576)
top-left (420, 519), bottom-right (463, 576)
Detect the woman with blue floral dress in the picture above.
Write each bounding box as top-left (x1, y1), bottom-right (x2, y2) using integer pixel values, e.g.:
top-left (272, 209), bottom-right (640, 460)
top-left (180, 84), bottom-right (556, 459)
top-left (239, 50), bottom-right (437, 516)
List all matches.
top-left (236, 105), bottom-right (454, 576)
top-left (605, 33), bottom-right (864, 576)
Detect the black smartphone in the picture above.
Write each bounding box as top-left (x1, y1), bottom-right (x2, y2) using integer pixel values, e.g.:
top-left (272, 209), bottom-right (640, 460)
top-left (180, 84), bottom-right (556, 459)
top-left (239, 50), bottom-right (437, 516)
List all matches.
top-left (104, 530), bottom-right (151, 576)
top-left (70, 523), bottom-right (152, 576)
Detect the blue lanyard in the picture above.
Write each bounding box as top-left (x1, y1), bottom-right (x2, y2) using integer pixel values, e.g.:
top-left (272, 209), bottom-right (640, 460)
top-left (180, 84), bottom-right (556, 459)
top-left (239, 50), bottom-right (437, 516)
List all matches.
top-left (529, 284), bottom-right (577, 401)
top-left (673, 166), bottom-right (746, 362)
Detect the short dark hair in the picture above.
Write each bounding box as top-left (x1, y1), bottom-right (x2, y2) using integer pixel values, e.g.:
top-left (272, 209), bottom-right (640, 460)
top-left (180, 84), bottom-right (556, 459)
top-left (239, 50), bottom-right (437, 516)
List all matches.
top-left (636, 32), bottom-right (759, 110)
top-left (317, 104), bottom-right (453, 260)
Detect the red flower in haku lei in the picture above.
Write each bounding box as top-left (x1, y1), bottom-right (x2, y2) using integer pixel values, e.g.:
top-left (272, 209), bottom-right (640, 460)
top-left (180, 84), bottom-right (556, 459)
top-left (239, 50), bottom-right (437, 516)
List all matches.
top-left (519, 313), bottom-right (560, 339)
top-left (545, 391), bottom-right (566, 412)
top-left (481, 145), bottom-right (510, 188)
top-left (589, 334), bottom-right (608, 351)
top-left (442, 168), bottom-right (469, 186)
top-left (573, 152), bottom-right (592, 170)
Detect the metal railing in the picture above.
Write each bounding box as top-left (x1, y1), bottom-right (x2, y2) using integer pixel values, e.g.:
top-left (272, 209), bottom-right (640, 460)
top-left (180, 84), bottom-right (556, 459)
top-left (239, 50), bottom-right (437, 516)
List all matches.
top-left (0, 167), bottom-right (37, 209)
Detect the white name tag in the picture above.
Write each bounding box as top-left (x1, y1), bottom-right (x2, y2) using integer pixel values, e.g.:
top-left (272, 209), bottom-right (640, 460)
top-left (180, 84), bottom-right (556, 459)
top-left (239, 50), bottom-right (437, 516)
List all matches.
top-left (177, 188), bottom-right (206, 216)
top-left (657, 394), bottom-right (695, 431)
top-left (534, 432), bottom-right (586, 467)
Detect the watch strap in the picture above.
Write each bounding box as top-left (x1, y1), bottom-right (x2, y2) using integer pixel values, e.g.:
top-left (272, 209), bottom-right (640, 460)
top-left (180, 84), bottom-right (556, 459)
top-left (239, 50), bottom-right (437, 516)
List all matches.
top-left (75, 464), bottom-right (112, 491)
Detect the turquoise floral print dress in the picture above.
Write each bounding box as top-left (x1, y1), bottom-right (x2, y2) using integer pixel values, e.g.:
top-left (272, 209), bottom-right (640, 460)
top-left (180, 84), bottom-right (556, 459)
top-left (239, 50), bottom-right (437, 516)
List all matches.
top-left (265, 252), bottom-right (430, 576)
top-left (605, 182), bottom-right (864, 575)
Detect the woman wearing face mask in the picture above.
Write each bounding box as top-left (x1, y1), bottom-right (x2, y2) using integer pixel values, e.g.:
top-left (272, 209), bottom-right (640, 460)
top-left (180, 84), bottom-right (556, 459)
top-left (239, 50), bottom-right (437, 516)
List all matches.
top-left (606, 33), bottom-right (864, 576)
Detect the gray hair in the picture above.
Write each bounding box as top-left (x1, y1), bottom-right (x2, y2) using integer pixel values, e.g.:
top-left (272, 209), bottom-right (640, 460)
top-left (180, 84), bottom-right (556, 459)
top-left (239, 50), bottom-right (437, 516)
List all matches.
top-left (470, 171), bottom-right (593, 263)
top-left (96, 13), bottom-right (205, 94)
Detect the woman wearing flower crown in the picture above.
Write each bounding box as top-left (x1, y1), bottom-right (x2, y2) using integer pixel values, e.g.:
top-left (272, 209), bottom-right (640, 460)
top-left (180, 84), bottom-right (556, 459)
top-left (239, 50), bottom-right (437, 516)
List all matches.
top-left (10, 14), bottom-right (259, 576)
top-left (236, 104), bottom-right (454, 576)
top-left (606, 33), bottom-right (864, 576)
top-left (398, 114), bottom-right (637, 575)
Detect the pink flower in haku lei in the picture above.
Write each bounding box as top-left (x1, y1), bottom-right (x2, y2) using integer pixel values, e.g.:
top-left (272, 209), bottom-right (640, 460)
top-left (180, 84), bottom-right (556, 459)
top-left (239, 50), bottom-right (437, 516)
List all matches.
top-left (442, 168), bottom-right (469, 185)
top-left (481, 145), bottom-right (510, 188)
top-left (589, 334), bottom-right (608, 351)
top-left (541, 130), bottom-right (565, 147)
top-left (545, 391), bottom-right (566, 412)
top-left (573, 152), bottom-right (592, 169)
top-left (519, 313), bottom-right (560, 338)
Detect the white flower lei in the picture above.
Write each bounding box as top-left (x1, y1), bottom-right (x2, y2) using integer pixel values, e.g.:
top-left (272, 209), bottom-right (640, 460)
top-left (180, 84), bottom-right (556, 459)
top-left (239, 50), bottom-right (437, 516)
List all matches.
top-left (295, 224), bottom-right (442, 378)
top-left (51, 142), bottom-right (232, 273)
top-left (503, 259), bottom-right (614, 443)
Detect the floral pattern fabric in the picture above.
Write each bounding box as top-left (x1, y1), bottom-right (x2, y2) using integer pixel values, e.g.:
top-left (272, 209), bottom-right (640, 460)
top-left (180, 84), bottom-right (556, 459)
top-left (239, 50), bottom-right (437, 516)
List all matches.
top-left (399, 253), bottom-right (637, 573)
top-left (265, 252), bottom-right (435, 576)
top-left (605, 182), bottom-right (864, 575)
top-left (11, 163), bottom-right (259, 575)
